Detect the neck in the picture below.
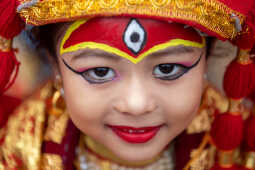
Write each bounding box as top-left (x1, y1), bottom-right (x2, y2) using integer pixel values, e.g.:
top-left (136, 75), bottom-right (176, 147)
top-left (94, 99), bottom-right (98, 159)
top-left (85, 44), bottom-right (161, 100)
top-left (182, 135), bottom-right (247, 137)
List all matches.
top-left (83, 135), bottom-right (163, 167)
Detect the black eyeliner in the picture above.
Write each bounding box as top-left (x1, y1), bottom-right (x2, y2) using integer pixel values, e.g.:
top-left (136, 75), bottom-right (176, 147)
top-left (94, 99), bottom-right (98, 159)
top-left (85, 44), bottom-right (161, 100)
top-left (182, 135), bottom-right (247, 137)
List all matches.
top-left (154, 52), bottom-right (203, 81)
top-left (62, 59), bottom-right (83, 75)
top-left (62, 59), bottom-right (114, 84)
top-left (183, 52), bottom-right (203, 70)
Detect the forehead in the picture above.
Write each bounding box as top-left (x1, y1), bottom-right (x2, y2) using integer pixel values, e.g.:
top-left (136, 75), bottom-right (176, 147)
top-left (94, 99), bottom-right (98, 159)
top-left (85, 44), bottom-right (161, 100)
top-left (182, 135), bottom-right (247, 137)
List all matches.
top-left (59, 17), bottom-right (205, 63)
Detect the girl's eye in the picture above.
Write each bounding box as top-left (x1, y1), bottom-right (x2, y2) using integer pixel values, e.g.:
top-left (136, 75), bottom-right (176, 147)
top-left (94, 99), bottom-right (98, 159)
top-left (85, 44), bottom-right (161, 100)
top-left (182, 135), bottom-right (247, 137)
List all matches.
top-left (153, 64), bottom-right (189, 80)
top-left (81, 67), bottom-right (116, 84)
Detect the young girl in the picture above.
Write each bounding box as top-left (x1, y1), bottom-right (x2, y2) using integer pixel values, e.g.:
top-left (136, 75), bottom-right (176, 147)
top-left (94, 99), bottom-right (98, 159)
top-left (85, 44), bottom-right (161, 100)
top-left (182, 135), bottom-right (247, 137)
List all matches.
top-left (0, 0), bottom-right (255, 170)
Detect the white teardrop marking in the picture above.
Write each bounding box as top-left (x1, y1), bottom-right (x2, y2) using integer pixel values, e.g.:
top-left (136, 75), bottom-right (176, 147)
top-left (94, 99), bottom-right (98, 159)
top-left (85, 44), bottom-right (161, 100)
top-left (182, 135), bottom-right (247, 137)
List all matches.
top-left (123, 19), bottom-right (146, 54)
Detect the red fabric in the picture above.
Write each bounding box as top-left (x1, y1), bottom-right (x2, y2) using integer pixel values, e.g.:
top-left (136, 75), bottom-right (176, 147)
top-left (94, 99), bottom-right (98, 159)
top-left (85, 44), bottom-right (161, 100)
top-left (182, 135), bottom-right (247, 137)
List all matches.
top-left (63, 17), bottom-right (203, 58)
top-left (211, 164), bottom-right (240, 170)
top-left (0, 0), bottom-right (24, 39)
top-left (238, 167), bottom-right (252, 170)
top-left (223, 59), bottom-right (255, 99)
top-left (174, 132), bottom-right (205, 170)
top-left (246, 2), bottom-right (255, 51)
top-left (0, 51), bottom-right (20, 95)
top-left (0, 95), bottom-right (21, 128)
top-left (210, 113), bottom-right (243, 151)
top-left (42, 119), bottom-right (80, 170)
top-left (243, 115), bottom-right (255, 151)
top-left (218, 0), bottom-right (253, 15)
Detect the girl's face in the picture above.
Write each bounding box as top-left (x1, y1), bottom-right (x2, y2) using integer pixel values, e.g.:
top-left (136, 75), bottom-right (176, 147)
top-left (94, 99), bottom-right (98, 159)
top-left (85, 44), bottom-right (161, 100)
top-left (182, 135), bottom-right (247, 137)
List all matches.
top-left (55, 17), bottom-right (206, 162)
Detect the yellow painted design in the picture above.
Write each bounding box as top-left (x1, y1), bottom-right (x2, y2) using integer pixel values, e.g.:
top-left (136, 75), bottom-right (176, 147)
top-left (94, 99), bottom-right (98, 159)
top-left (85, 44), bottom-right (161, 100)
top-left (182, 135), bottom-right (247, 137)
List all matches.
top-left (61, 40), bottom-right (205, 64)
top-left (60, 19), bottom-right (205, 64)
top-left (18, 0), bottom-right (244, 39)
top-left (60, 19), bottom-right (88, 55)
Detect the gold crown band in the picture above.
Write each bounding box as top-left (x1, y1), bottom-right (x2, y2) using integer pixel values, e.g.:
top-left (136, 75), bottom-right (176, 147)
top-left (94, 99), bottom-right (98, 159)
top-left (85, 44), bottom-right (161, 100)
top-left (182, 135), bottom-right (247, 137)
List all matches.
top-left (18, 0), bottom-right (244, 39)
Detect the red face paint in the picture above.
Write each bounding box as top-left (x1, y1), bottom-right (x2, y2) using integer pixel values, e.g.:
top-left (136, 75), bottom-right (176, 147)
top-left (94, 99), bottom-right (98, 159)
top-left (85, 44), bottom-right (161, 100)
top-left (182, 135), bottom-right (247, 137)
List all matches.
top-left (61, 17), bottom-right (205, 63)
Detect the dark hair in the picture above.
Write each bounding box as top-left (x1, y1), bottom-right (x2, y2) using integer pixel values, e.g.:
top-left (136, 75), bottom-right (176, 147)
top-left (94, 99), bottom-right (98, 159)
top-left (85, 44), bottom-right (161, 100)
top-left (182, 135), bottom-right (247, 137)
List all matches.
top-left (27, 23), bottom-right (63, 61)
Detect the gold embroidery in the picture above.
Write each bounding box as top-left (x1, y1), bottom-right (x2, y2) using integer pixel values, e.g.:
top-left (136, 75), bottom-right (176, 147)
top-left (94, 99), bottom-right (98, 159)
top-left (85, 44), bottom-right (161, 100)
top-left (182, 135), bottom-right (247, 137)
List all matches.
top-left (190, 149), bottom-right (211, 170)
top-left (187, 84), bottom-right (228, 134)
top-left (39, 82), bottom-right (54, 100)
top-left (204, 85), bottom-right (229, 113)
top-left (0, 83), bottom-right (54, 170)
top-left (1, 99), bottom-right (46, 170)
top-left (99, 0), bottom-right (119, 8)
top-left (18, 0), bottom-right (244, 39)
top-left (44, 112), bottom-right (69, 144)
top-left (243, 152), bottom-right (255, 169)
top-left (236, 49), bottom-right (252, 65)
top-left (183, 133), bottom-right (211, 170)
top-left (150, 0), bottom-right (170, 8)
top-left (125, 0), bottom-right (144, 6)
top-left (217, 150), bottom-right (235, 168)
top-left (0, 36), bottom-right (11, 52)
top-left (41, 153), bottom-right (63, 170)
top-left (187, 109), bottom-right (211, 134)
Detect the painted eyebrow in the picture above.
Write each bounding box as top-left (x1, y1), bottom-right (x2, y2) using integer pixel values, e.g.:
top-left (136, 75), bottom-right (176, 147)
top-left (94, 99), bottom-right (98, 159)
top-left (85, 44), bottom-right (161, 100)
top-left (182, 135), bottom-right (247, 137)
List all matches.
top-left (70, 49), bottom-right (121, 62)
top-left (147, 45), bottom-right (196, 59)
top-left (68, 45), bottom-right (195, 62)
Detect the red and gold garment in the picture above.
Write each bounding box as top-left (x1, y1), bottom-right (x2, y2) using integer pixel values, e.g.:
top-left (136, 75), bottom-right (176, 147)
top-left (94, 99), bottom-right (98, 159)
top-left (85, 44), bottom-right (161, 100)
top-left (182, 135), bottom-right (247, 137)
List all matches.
top-left (0, 0), bottom-right (255, 170)
top-left (0, 81), bottom-right (233, 170)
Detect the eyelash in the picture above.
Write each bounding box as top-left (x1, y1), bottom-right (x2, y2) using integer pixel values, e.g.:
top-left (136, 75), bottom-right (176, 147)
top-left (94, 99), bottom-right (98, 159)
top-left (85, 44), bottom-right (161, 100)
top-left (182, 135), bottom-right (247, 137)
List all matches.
top-left (62, 54), bottom-right (202, 84)
top-left (153, 64), bottom-right (191, 81)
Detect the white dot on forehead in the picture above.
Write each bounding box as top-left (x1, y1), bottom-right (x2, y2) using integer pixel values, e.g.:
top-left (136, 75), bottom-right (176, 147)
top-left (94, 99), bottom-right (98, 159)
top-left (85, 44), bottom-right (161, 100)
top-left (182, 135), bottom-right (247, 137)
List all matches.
top-left (123, 19), bottom-right (147, 54)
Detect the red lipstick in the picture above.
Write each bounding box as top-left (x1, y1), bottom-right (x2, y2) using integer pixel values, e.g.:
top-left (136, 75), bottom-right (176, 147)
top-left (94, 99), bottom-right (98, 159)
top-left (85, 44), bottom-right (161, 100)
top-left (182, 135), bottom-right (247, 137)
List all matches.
top-left (108, 125), bottom-right (162, 143)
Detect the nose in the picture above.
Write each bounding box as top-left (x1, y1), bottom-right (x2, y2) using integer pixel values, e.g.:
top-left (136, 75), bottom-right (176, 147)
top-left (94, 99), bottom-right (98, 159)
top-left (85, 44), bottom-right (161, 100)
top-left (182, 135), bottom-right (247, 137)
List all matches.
top-left (113, 77), bottom-right (157, 116)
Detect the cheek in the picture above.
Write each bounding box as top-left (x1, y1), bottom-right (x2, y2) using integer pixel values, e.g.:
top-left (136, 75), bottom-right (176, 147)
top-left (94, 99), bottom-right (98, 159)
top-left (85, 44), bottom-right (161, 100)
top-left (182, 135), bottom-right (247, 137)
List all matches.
top-left (59, 62), bottom-right (106, 134)
top-left (161, 56), bottom-right (205, 131)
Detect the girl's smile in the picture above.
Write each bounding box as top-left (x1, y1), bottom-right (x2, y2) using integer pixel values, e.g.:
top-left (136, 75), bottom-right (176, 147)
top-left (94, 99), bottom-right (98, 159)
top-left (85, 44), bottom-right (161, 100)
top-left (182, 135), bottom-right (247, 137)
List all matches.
top-left (55, 17), bottom-right (207, 162)
top-left (107, 124), bottom-right (164, 143)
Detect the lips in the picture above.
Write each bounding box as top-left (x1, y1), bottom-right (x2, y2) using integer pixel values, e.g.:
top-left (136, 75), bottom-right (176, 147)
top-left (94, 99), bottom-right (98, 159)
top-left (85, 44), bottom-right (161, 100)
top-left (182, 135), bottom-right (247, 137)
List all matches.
top-left (108, 125), bottom-right (162, 143)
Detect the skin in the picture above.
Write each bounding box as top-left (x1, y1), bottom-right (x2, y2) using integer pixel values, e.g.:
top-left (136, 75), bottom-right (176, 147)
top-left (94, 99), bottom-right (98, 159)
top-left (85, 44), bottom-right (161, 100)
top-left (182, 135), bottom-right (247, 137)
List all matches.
top-left (51, 18), bottom-right (207, 163)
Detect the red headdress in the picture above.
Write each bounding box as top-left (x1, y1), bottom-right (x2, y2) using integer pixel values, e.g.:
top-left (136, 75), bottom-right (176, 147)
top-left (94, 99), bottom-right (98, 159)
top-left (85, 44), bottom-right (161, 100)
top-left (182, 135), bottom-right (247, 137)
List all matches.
top-left (0, 0), bottom-right (255, 170)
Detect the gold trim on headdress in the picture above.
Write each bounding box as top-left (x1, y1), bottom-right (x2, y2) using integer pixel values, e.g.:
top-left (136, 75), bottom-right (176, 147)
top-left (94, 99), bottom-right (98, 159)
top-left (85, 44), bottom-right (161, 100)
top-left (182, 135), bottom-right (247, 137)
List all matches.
top-left (18, 0), bottom-right (244, 39)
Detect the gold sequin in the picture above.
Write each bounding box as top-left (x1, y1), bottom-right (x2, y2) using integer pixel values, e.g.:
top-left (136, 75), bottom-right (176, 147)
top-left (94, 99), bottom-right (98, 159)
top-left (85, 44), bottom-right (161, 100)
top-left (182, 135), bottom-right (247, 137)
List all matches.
top-left (18, 0), bottom-right (244, 39)
top-left (0, 36), bottom-right (11, 52)
top-left (44, 112), bottom-right (69, 144)
top-left (41, 153), bottom-right (63, 170)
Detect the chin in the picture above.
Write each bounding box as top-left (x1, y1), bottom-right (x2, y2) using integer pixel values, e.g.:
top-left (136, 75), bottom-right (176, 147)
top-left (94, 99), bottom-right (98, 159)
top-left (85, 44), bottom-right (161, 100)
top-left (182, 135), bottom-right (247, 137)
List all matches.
top-left (104, 126), bottom-right (172, 162)
top-left (109, 140), bottom-right (168, 163)
top-left (116, 150), bottom-right (160, 162)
